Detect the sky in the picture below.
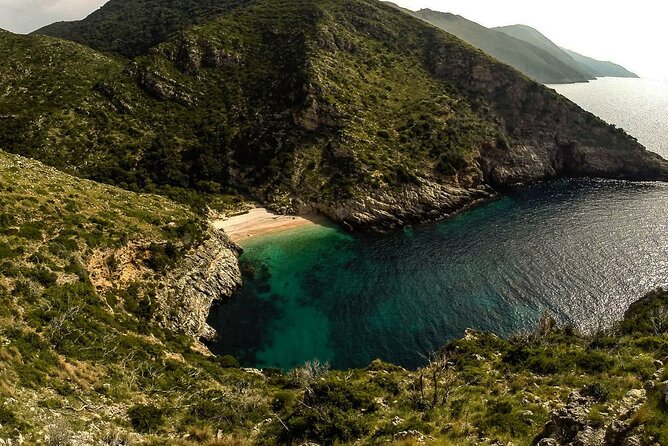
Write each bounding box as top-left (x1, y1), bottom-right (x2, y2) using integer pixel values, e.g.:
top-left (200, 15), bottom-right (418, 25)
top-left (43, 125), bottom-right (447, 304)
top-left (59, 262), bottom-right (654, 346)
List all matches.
top-left (0, 0), bottom-right (666, 78)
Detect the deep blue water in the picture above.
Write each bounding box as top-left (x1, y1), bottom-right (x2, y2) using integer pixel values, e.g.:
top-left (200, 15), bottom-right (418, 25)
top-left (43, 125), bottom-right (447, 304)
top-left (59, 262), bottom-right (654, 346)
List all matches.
top-left (208, 178), bottom-right (668, 369)
top-left (209, 78), bottom-right (668, 370)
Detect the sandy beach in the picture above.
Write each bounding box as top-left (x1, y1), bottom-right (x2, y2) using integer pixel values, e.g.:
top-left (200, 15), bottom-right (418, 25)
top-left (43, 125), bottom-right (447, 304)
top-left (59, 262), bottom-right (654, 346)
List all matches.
top-left (213, 208), bottom-right (328, 243)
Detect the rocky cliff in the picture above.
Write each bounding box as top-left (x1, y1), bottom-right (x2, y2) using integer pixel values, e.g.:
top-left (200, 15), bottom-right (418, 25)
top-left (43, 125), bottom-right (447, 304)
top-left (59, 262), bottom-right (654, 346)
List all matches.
top-left (157, 228), bottom-right (242, 340)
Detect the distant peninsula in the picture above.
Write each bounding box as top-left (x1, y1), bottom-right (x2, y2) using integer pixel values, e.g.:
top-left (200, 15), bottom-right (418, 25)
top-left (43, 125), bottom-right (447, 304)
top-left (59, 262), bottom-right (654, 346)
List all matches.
top-left (387, 4), bottom-right (638, 84)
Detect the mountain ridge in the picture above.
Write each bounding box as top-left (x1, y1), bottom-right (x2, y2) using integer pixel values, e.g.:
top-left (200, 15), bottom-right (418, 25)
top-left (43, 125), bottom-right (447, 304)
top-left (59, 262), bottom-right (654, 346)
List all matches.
top-left (494, 23), bottom-right (639, 80)
top-left (6, 0), bottom-right (667, 234)
top-left (561, 46), bottom-right (639, 78)
top-left (389, 5), bottom-right (638, 84)
top-left (411, 9), bottom-right (592, 84)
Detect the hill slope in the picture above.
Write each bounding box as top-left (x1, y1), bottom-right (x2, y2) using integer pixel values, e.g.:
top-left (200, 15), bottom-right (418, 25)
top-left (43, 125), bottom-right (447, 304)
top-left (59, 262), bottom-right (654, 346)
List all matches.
top-left (493, 24), bottom-right (590, 75)
top-left (562, 47), bottom-right (639, 78)
top-left (5, 0), bottom-right (668, 232)
top-left (398, 10), bottom-right (638, 84)
top-left (2, 149), bottom-right (668, 445)
top-left (410, 9), bottom-right (592, 84)
top-left (33, 0), bottom-right (252, 57)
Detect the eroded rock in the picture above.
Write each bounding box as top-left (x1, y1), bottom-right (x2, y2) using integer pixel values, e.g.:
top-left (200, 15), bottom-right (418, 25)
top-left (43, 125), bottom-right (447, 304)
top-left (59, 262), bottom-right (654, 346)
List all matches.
top-left (156, 227), bottom-right (242, 339)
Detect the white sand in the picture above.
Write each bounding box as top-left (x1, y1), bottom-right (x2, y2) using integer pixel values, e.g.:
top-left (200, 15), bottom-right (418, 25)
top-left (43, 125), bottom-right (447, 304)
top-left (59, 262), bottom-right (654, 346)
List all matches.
top-left (213, 208), bottom-right (327, 243)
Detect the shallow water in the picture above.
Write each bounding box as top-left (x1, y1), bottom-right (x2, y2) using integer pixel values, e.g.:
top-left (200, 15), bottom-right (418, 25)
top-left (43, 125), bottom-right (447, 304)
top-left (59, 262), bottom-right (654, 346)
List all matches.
top-left (208, 78), bottom-right (668, 370)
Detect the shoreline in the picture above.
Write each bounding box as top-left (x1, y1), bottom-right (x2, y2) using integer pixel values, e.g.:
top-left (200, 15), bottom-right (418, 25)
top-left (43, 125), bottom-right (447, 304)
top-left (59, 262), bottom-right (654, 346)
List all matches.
top-left (212, 207), bottom-right (330, 244)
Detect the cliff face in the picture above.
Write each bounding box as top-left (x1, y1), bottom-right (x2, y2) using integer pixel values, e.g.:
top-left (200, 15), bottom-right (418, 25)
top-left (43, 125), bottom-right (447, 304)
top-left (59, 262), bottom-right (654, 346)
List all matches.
top-left (307, 180), bottom-right (493, 231)
top-left (157, 228), bottom-right (242, 340)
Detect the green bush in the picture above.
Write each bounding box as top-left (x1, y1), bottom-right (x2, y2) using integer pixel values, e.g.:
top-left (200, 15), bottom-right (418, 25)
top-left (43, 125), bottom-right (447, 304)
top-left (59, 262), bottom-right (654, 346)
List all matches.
top-left (575, 351), bottom-right (614, 373)
top-left (29, 267), bottom-right (57, 286)
top-left (620, 288), bottom-right (668, 334)
top-left (483, 399), bottom-right (533, 436)
top-left (0, 406), bottom-right (17, 426)
top-left (17, 222), bottom-right (44, 240)
top-left (128, 404), bottom-right (166, 433)
top-left (0, 242), bottom-right (20, 259)
top-left (281, 379), bottom-right (377, 443)
top-left (217, 355), bottom-right (240, 368)
top-left (526, 351), bottom-right (564, 375)
top-left (144, 242), bottom-right (178, 271)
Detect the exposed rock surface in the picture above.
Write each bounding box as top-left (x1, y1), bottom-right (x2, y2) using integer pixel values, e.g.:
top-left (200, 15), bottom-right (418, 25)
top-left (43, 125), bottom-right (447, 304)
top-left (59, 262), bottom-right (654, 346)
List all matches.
top-left (533, 386), bottom-right (652, 446)
top-left (125, 62), bottom-right (195, 105)
top-left (312, 180), bottom-right (493, 231)
top-left (157, 227), bottom-right (242, 339)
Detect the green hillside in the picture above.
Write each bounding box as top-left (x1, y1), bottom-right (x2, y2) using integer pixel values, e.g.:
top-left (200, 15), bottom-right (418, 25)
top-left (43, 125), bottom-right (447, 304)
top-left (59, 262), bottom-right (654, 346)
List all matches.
top-left (493, 24), bottom-right (590, 76)
top-left (1, 147), bottom-right (668, 445)
top-left (7, 0), bottom-right (668, 231)
top-left (33, 0), bottom-right (252, 57)
top-left (410, 10), bottom-right (592, 84)
top-left (1, 0), bottom-right (668, 443)
top-left (0, 145), bottom-right (668, 446)
top-left (396, 8), bottom-right (638, 84)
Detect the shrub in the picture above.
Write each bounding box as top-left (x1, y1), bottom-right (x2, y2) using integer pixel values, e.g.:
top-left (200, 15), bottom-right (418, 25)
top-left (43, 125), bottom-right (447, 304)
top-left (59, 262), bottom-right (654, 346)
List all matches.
top-left (281, 378), bottom-right (377, 444)
top-left (26, 266), bottom-right (57, 286)
top-left (17, 222), bottom-right (44, 240)
top-left (575, 351), bottom-right (614, 373)
top-left (0, 212), bottom-right (16, 230)
top-left (217, 355), bottom-right (240, 368)
top-left (128, 404), bottom-right (166, 433)
top-left (620, 288), bottom-right (668, 334)
top-left (483, 399), bottom-right (533, 436)
top-left (0, 406), bottom-right (17, 426)
top-left (272, 391), bottom-right (296, 412)
top-left (144, 242), bottom-right (178, 271)
top-left (436, 151), bottom-right (468, 176)
top-left (0, 242), bottom-right (19, 259)
top-left (526, 351), bottom-right (563, 375)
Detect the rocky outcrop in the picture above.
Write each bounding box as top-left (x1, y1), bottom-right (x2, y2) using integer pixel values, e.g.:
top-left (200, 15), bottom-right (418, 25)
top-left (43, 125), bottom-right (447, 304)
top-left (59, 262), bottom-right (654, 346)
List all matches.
top-left (422, 28), bottom-right (668, 188)
top-left (160, 35), bottom-right (242, 74)
top-left (482, 143), bottom-right (558, 185)
top-left (561, 143), bottom-right (668, 182)
top-left (481, 141), bottom-right (668, 187)
top-left (313, 179), bottom-right (493, 231)
top-left (125, 62), bottom-right (195, 106)
top-left (157, 227), bottom-right (242, 340)
top-left (533, 386), bottom-right (652, 446)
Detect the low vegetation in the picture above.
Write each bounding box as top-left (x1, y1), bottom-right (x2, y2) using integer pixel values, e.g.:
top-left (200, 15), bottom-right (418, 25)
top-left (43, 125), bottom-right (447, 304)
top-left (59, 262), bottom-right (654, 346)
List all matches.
top-left (0, 149), bottom-right (666, 445)
top-left (0, 0), bottom-right (666, 443)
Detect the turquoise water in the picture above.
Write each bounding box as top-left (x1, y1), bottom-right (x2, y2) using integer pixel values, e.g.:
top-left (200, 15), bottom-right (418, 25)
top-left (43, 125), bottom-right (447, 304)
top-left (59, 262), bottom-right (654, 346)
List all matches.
top-left (208, 179), bottom-right (668, 369)
top-left (208, 78), bottom-right (668, 370)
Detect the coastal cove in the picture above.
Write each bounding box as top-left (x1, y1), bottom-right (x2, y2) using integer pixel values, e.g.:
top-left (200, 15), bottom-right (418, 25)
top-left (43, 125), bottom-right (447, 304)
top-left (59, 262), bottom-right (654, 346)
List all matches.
top-left (208, 178), bottom-right (668, 370)
top-left (208, 78), bottom-right (668, 371)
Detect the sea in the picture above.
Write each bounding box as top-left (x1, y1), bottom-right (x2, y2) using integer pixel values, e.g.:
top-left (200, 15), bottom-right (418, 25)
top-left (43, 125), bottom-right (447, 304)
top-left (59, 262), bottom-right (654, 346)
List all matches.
top-left (208, 77), bottom-right (668, 370)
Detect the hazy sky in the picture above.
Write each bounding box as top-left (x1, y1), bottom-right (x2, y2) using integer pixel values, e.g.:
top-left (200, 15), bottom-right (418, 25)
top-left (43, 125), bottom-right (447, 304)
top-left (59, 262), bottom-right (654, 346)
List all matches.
top-left (0, 0), bottom-right (665, 78)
